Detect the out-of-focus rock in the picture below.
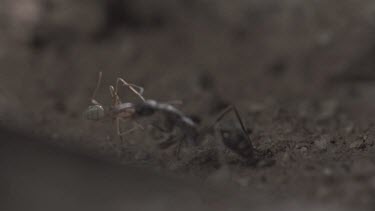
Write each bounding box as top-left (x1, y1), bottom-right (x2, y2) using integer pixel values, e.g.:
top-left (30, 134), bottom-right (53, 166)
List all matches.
top-left (351, 160), bottom-right (375, 176)
top-left (234, 176), bottom-right (250, 187)
top-left (31, 0), bottom-right (105, 47)
top-left (206, 165), bottom-right (232, 186)
top-left (349, 140), bottom-right (366, 149)
top-left (1, 0), bottom-right (105, 45)
top-left (1, 0), bottom-right (42, 42)
top-left (318, 99), bottom-right (338, 120)
top-left (314, 135), bottom-right (330, 151)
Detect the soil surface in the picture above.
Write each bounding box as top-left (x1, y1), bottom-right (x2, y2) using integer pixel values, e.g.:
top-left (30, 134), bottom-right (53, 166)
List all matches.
top-left (1, 0), bottom-right (375, 210)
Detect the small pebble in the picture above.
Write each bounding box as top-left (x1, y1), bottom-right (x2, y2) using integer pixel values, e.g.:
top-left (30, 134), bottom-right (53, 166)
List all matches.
top-left (323, 167), bottom-right (333, 176)
top-left (351, 160), bottom-right (375, 176)
top-left (314, 135), bottom-right (329, 151)
top-left (249, 103), bottom-right (264, 113)
top-left (134, 150), bottom-right (149, 160)
top-left (206, 165), bottom-right (232, 186)
top-left (316, 185), bottom-right (331, 198)
top-left (349, 140), bottom-right (365, 149)
top-left (282, 152), bottom-right (290, 163)
top-left (234, 176), bottom-right (250, 187)
top-left (344, 123), bottom-right (354, 134)
top-left (257, 159), bottom-right (276, 168)
top-left (300, 146), bottom-right (308, 153)
top-left (318, 99), bottom-right (338, 120)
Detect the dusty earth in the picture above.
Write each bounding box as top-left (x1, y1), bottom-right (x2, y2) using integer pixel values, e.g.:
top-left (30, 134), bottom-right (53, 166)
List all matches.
top-left (1, 0), bottom-right (375, 210)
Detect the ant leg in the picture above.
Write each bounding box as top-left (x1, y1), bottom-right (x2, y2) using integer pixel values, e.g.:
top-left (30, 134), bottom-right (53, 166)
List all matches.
top-left (150, 123), bottom-right (169, 133)
top-left (117, 118), bottom-right (144, 137)
top-left (211, 105), bottom-right (235, 127)
top-left (211, 105), bottom-right (248, 134)
top-left (91, 72), bottom-right (103, 105)
top-left (230, 106), bottom-right (253, 147)
top-left (175, 135), bottom-right (186, 160)
top-left (116, 78), bottom-right (145, 102)
top-left (116, 118), bottom-right (125, 144)
top-left (158, 136), bottom-right (178, 149)
top-left (212, 105), bottom-right (254, 152)
top-left (149, 123), bottom-right (178, 149)
top-left (109, 85), bottom-right (122, 105)
top-left (116, 78), bottom-right (144, 94)
top-left (132, 120), bottom-right (145, 130)
top-left (148, 121), bottom-right (184, 158)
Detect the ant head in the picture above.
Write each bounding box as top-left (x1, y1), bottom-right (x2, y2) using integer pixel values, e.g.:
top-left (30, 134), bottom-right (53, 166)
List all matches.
top-left (83, 104), bottom-right (105, 121)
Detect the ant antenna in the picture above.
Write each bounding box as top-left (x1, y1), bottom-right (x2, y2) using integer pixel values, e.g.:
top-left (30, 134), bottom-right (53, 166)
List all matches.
top-left (91, 71), bottom-right (102, 104)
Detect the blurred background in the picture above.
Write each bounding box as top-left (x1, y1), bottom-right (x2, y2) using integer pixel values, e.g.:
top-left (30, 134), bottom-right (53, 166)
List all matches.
top-left (1, 0), bottom-right (375, 210)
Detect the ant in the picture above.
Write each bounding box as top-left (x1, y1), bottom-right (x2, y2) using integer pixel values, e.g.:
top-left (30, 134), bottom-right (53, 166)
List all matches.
top-left (83, 72), bottom-right (254, 162)
top-left (83, 72), bottom-right (199, 145)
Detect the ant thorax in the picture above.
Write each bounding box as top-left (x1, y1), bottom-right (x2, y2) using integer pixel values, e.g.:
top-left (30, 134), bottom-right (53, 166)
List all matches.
top-left (111, 102), bottom-right (137, 118)
top-left (114, 102), bottom-right (134, 111)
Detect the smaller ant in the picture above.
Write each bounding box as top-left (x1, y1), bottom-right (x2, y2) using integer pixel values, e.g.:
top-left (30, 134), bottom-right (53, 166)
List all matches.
top-left (83, 72), bottom-right (254, 162)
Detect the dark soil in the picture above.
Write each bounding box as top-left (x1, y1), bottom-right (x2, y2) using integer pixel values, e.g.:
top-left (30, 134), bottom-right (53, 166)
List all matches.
top-left (1, 0), bottom-right (375, 210)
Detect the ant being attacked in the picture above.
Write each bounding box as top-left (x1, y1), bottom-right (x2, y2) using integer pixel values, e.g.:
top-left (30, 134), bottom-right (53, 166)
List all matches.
top-left (83, 72), bottom-right (199, 147)
top-left (83, 72), bottom-right (255, 162)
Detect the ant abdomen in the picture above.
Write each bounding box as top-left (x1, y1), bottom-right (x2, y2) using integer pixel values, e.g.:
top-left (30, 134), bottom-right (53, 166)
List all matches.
top-left (83, 105), bottom-right (105, 121)
top-left (219, 128), bottom-right (254, 159)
